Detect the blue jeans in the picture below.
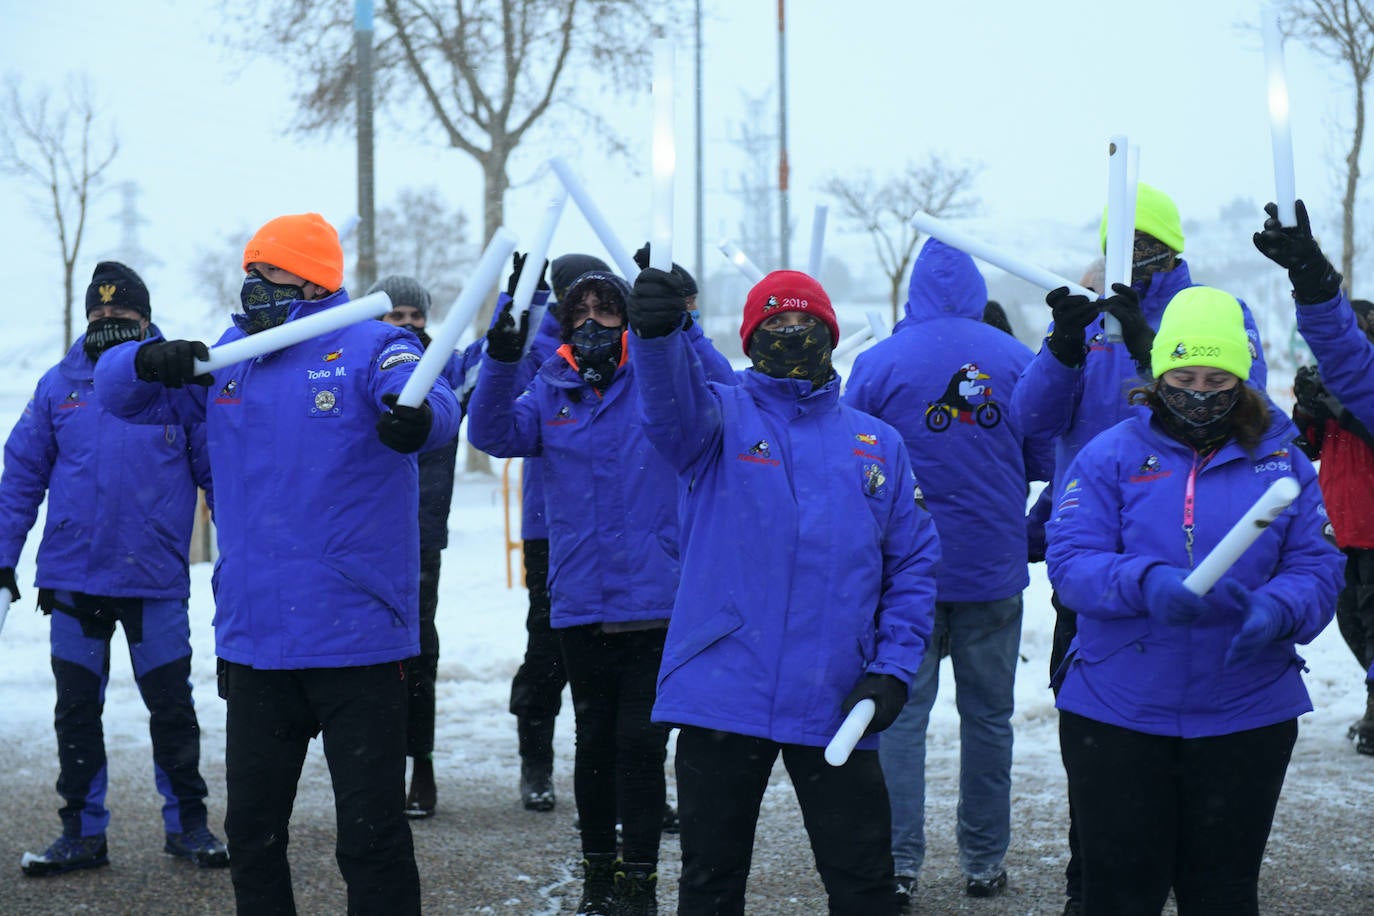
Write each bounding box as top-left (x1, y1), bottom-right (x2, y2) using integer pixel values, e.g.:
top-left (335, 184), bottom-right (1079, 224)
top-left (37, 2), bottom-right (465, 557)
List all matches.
top-left (879, 595), bottom-right (1022, 881)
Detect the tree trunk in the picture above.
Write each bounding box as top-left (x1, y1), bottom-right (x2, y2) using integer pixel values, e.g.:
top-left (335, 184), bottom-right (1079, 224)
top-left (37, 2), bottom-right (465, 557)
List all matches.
top-left (62, 260), bottom-right (74, 352)
top-left (464, 146), bottom-right (512, 476)
top-left (890, 272), bottom-right (902, 326)
top-left (1342, 76), bottom-right (1366, 292)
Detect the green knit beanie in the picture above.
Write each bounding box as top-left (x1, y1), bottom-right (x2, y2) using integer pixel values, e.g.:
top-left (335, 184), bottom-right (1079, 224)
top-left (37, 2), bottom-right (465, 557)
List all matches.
top-left (1099, 182), bottom-right (1185, 255)
top-left (1150, 286), bottom-right (1252, 381)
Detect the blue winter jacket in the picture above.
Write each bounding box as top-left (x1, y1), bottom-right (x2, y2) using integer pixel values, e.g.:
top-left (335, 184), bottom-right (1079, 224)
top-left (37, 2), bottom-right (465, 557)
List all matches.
top-left (1296, 291), bottom-right (1374, 432)
top-left (1046, 410), bottom-right (1342, 737)
top-left (94, 290), bottom-right (462, 669)
top-left (0, 334), bottom-right (212, 599)
top-left (845, 239), bottom-right (1051, 602)
top-left (1011, 261), bottom-right (1270, 500)
top-left (515, 294), bottom-right (563, 541)
top-left (631, 330), bottom-right (941, 749)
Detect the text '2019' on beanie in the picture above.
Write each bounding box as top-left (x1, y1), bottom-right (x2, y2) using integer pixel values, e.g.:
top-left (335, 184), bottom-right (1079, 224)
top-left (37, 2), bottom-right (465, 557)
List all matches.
top-left (1150, 286), bottom-right (1252, 381)
top-left (243, 213), bottom-right (344, 291)
top-left (86, 261), bottom-right (151, 320)
top-left (739, 270), bottom-right (840, 356)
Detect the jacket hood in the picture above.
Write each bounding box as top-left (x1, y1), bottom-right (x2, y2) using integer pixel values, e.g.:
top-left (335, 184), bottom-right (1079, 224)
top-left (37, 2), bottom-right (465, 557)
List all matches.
top-left (904, 238), bottom-right (988, 323)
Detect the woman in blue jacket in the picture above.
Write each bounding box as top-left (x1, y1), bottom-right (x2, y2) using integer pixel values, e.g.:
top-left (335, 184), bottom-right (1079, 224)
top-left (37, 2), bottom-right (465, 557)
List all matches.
top-left (467, 268), bottom-right (733, 916)
top-left (1046, 286), bottom-right (1343, 915)
top-left (627, 268), bottom-right (940, 916)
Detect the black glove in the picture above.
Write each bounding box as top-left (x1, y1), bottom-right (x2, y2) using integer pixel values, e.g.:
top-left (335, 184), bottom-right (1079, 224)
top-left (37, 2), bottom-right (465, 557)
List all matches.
top-left (1253, 200), bottom-right (1343, 305)
top-left (1045, 287), bottom-right (1100, 368)
top-left (134, 340), bottom-right (213, 388)
top-left (628, 267), bottom-right (687, 339)
top-left (0, 566), bottom-right (19, 603)
top-left (1293, 365), bottom-right (1330, 419)
top-left (1102, 283), bottom-right (1154, 372)
top-left (376, 392), bottom-right (433, 454)
top-left (485, 300), bottom-right (531, 363)
top-left (840, 673), bottom-right (908, 737)
top-left (504, 251), bottom-right (549, 299)
top-left (633, 242), bottom-right (653, 270)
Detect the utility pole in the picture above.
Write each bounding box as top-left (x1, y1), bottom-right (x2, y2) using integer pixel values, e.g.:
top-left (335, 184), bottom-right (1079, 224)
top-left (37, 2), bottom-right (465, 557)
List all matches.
top-left (777, 0), bottom-right (790, 270)
top-left (355, 0), bottom-right (377, 291)
top-left (694, 0), bottom-right (705, 312)
top-left (111, 181), bottom-right (160, 270)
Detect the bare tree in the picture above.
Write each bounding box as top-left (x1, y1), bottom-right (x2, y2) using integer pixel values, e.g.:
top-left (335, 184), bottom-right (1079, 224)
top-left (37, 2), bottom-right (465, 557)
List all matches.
top-left (1280, 0), bottom-right (1374, 290)
top-left (375, 186), bottom-right (474, 316)
top-left (0, 74), bottom-right (119, 352)
top-left (228, 0), bottom-right (671, 329)
top-left (821, 155), bottom-right (981, 323)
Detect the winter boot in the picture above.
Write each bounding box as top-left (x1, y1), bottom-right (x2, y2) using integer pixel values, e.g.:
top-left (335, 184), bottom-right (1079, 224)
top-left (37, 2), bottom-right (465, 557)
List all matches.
top-left (1353, 693), bottom-right (1374, 756)
top-left (406, 754), bottom-right (437, 818)
top-left (164, 826), bottom-right (230, 868)
top-left (965, 869), bottom-right (1008, 898)
top-left (614, 862), bottom-right (658, 916)
top-left (575, 852), bottom-right (618, 916)
top-left (21, 834), bottom-right (109, 877)
top-left (893, 874), bottom-right (917, 913)
top-left (518, 716), bottom-right (557, 811)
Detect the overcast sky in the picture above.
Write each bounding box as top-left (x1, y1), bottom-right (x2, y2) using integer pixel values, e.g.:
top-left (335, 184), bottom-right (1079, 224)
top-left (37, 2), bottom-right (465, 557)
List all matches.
top-left (0, 0), bottom-right (1353, 336)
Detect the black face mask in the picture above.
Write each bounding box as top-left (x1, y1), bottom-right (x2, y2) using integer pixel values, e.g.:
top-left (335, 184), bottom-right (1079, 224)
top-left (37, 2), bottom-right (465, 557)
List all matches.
top-left (411, 327), bottom-right (432, 349)
top-left (1131, 233), bottom-right (1178, 286)
top-left (239, 270), bottom-right (303, 334)
top-left (83, 317), bottom-right (145, 361)
top-left (1157, 381), bottom-right (1241, 450)
top-left (749, 323), bottom-right (834, 389)
top-left (571, 320), bottom-right (622, 390)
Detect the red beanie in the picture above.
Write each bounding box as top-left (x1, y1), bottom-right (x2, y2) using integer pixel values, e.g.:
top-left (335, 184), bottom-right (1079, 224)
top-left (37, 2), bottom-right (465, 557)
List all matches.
top-left (739, 270), bottom-right (839, 355)
top-left (243, 213), bottom-right (344, 291)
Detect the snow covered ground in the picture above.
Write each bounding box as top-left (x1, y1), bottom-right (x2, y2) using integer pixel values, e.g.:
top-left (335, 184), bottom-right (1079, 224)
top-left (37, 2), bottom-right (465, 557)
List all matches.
top-left (0, 329), bottom-right (1372, 913)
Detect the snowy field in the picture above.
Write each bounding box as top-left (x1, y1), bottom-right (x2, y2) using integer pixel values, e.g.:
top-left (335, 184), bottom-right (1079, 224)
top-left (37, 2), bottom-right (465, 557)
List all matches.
top-left (0, 327), bottom-right (1372, 914)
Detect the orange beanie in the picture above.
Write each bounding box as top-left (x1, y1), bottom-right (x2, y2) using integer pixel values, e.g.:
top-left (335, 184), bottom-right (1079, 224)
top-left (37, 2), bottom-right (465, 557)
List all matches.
top-left (242, 213), bottom-right (344, 290)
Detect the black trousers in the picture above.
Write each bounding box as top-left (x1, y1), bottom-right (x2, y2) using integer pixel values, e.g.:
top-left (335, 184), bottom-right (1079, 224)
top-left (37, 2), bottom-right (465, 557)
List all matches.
top-left (1049, 590), bottom-right (1083, 902)
top-left (223, 661), bottom-right (420, 916)
top-left (1336, 547), bottom-right (1374, 684)
top-left (509, 539), bottom-right (567, 720)
top-left (675, 728), bottom-right (897, 916)
top-left (404, 548), bottom-right (443, 758)
top-left (559, 624), bottom-right (667, 864)
top-left (1059, 711), bottom-right (1296, 916)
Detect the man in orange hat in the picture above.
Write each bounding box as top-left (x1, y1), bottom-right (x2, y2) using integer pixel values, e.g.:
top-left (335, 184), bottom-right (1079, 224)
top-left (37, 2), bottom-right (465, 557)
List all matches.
top-left (94, 212), bottom-right (461, 914)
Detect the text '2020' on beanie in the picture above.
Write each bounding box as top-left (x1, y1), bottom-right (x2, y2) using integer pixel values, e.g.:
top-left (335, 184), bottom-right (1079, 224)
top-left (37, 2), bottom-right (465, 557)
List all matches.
top-left (86, 261), bottom-right (151, 320)
top-left (243, 213), bottom-right (344, 291)
top-left (739, 271), bottom-right (840, 356)
top-left (1099, 182), bottom-right (1185, 255)
top-left (1150, 286), bottom-right (1252, 381)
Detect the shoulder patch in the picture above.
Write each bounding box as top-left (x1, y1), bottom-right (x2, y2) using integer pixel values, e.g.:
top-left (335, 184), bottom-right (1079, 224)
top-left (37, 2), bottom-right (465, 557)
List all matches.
top-left (380, 352), bottom-right (421, 371)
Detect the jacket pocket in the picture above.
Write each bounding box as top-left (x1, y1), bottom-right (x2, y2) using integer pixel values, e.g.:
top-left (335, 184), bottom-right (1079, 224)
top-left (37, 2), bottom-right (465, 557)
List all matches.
top-left (322, 556), bottom-right (407, 628)
top-left (1073, 615), bottom-right (1151, 664)
top-left (658, 604), bottom-right (746, 683)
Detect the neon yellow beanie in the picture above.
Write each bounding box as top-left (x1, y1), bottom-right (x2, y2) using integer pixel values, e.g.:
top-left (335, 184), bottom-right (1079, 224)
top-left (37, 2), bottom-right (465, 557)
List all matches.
top-left (1150, 286), bottom-right (1252, 381)
top-left (1099, 182), bottom-right (1185, 255)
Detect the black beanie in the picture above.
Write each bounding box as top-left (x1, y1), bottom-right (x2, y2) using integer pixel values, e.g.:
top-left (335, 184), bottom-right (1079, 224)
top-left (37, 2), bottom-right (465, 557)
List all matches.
top-left (367, 275), bottom-right (432, 317)
top-left (86, 261), bottom-right (150, 320)
top-left (551, 254), bottom-right (611, 301)
top-left (559, 271), bottom-right (631, 342)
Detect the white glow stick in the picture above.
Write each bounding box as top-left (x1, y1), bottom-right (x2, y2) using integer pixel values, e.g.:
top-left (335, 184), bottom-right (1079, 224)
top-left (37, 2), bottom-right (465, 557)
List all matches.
top-left (717, 239), bottom-right (765, 283)
top-left (808, 204), bottom-right (829, 279)
top-left (910, 212), bottom-right (1095, 298)
top-left (825, 698), bottom-right (875, 766)
top-left (1182, 477), bottom-right (1301, 596)
top-left (396, 227), bottom-right (518, 408)
top-left (0, 588), bottom-right (11, 637)
top-left (195, 291), bottom-right (394, 373)
top-left (650, 39), bottom-right (675, 273)
top-left (1124, 145), bottom-right (1140, 282)
top-left (866, 310), bottom-right (891, 342)
top-left (512, 191), bottom-right (568, 320)
top-left (1262, 6), bottom-right (1297, 226)
top-left (549, 156), bottom-right (639, 280)
top-left (1103, 136), bottom-right (1130, 340)
top-left (831, 325), bottom-right (875, 360)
